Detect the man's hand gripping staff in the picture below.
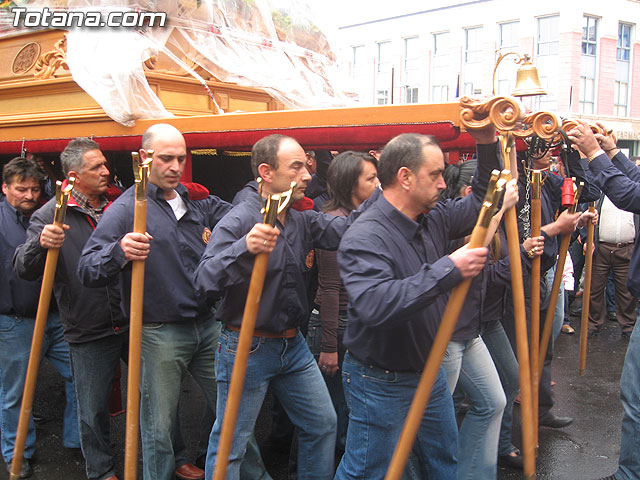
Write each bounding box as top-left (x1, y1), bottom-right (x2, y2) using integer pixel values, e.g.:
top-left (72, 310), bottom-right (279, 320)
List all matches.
top-left (385, 171), bottom-right (507, 480)
top-left (124, 151), bottom-right (152, 480)
top-left (10, 179), bottom-right (75, 480)
top-left (213, 181), bottom-right (295, 480)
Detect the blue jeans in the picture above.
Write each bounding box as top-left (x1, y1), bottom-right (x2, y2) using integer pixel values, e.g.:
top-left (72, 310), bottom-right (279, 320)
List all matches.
top-left (206, 328), bottom-right (336, 480)
top-left (335, 353), bottom-right (457, 480)
top-left (616, 321), bottom-right (640, 480)
top-left (442, 337), bottom-right (506, 480)
top-left (194, 404), bottom-right (272, 480)
top-left (547, 266), bottom-right (565, 342)
top-left (140, 317), bottom-right (221, 480)
top-left (481, 320), bottom-right (519, 457)
top-left (69, 333), bottom-right (128, 480)
top-left (0, 313), bottom-right (80, 462)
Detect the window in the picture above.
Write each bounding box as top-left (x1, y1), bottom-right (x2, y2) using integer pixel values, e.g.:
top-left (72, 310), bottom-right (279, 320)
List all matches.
top-left (615, 23), bottom-right (631, 116)
top-left (352, 45), bottom-right (364, 68)
top-left (534, 16), bottom-right (560, 111)
top-left (580, 16), bottom-right (598, 113)
top-left (432, 85), bottom-right (449, 102)
top-left (496, 21), bottom-right (520, 95)
top-left (464, 27), bottom-right (482, 63)
top-left (432, 32), bottom-right (450, 102)
top-left (614, 81), bottom-right (628, 116)
top-left (499, 21), bottom-right (519, 50)
top-left (618, 23), bottom-right (631, 61)
top-left (377, 41), bottom-right (391, 73)
top-left (580, 77), bottom-right (595, 114)
top-left (582, 16), bottom-right (598, 55)
top-left (351, 45), bottom-right (365, 77)
top-left (404, 36), bottom-right (419, 71)
top-left (402, 37), bottom-right (419, 103)
top-left (405, 87), bottom-right (419, 104)
top-left (434, 32), bottom-right (449, 56)
top-left (376, 89), bottom-right (389, 105)
top-left (463, 82), bottom-right (475, 96)
top-left (537, 15), bottom-right (559, 56)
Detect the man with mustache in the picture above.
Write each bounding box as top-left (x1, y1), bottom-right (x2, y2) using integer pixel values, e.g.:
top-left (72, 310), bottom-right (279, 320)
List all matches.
top-left (1, 156), bottom-right (80, 478)
top-left (14, 138), bottom-right (127, 480)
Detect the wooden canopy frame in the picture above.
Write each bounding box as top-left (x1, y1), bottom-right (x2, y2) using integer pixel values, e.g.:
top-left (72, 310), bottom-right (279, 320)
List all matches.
top-left (0, 102), bottom-right (467, 153)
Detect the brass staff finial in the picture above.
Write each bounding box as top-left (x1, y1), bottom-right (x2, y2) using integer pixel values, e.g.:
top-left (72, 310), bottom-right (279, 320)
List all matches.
top-left (477, 170), bottom-right (507, 228)
top-left (132, 152), bottom-right (152, 201)
top-left (53, 177), bottom-right (75, 225)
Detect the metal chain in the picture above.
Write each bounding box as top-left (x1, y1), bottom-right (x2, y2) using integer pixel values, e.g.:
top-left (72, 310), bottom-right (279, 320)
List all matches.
top-left (519, 178), bottom-right (531, 241)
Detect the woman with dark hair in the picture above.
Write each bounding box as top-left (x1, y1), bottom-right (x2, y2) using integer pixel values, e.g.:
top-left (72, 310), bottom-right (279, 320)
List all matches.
top-left (440, 158), bottom-right (477, 201)
top-left (440, 160), bottom-right (543, 478)
top-left (306, 151), bottom-right (378, 458)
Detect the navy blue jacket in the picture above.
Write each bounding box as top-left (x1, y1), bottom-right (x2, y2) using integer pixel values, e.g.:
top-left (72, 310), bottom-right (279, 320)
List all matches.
top-left (338, 143), bottom-right (500, 372)
top-left (588, 151), bottom-right (640, 298)
top-left (194, 193), bottom-right (365, 332)
top-left (13, 195), bottom-right (127, 343)
top-left (232, 180), bottom-right (258, 206)
top-left (78, 183), bottom-right (232, 323)
top-left (0, 201), bottom-right (40, 317)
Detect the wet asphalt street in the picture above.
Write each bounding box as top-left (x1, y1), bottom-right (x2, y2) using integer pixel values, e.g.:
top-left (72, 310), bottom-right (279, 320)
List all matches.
top-left (0, 303), bottom-right (630, 480)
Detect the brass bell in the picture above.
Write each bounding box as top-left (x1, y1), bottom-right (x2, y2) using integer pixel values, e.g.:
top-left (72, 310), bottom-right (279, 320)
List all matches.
top-left (512, 60), bottom-right (546, 97)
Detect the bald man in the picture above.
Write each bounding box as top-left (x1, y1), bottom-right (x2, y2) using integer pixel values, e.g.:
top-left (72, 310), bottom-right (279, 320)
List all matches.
top-left (78, 124), bottom-right (231, 480)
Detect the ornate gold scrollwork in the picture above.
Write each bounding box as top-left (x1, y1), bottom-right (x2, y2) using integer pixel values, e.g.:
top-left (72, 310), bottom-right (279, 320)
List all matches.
top-left (514, 111), bottom-right (560, 140)
top-left (460, 96), bottom-right (561, 141)
top-left (556, 119), bottom-right (616, 144)
top-left (34, 35), bottom-right (69, 79)
top-left (460, 96), bottom-right (524, 132)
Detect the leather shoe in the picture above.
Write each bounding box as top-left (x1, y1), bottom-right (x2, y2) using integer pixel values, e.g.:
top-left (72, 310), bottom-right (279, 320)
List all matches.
top-left (498, 449), bottom-right (523, 469)
top-left (6, 459), bottom-right (33, 478)
top-left (539, 413), bottom-right (573, 428)
top-left (561, 324), bottom-right (575, 334)
top-left (175, 463), bottom-right (205, 480)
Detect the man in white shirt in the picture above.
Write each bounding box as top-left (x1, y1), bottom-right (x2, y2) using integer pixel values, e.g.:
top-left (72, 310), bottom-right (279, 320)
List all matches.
top-left (589, 194), bottom-right (639, 338)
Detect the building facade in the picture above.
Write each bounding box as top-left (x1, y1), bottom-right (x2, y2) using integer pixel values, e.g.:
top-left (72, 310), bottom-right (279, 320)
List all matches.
top-left (336, 0), bottom-right (640, 155)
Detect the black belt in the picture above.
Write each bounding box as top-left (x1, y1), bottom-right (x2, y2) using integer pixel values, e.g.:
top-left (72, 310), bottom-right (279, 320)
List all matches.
top-left (601, 241), bottom-right (634, 248)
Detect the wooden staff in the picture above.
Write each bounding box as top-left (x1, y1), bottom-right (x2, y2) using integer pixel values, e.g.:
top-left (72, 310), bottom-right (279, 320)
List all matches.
top-left (499, 134), bottom-right (536, 479)
top-left (214, 182), bottom-right (296, 480)
top-left (459, 97), bottom-right (562, 478)
top-left (579, 202), bottom-right (596, 375)
top-left (384, 171), bottom-right (506, 480)
top-left (10, 179), bottom-right (75, 480)
top-left (538, 181), bottom-right (584, 379)
top-left (528, 169), bottom-right (543, 449)
top-left (124, 151), bottom-right (152, 480)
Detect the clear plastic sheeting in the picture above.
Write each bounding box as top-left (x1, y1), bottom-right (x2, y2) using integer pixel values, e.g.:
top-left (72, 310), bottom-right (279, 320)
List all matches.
top-left (67, 27), bottom-right (173, 126)
top-left (0, 0), bottom-right (358, 125)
